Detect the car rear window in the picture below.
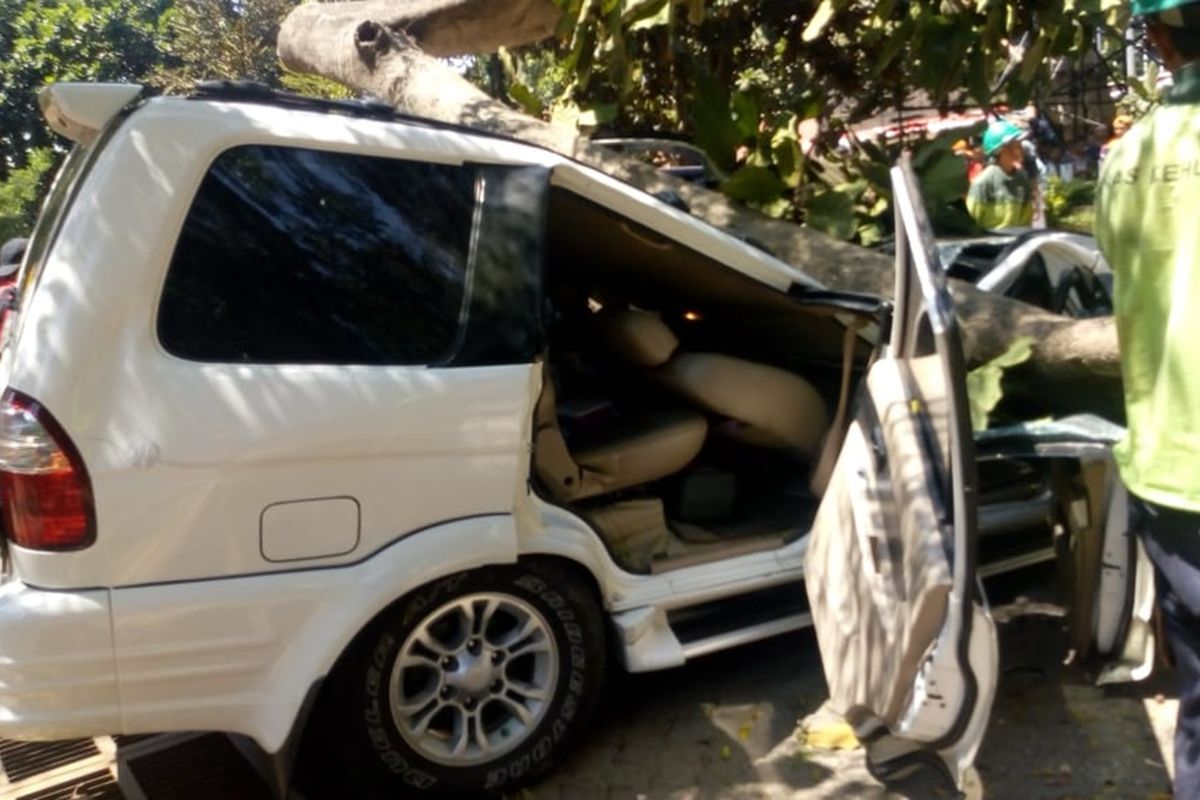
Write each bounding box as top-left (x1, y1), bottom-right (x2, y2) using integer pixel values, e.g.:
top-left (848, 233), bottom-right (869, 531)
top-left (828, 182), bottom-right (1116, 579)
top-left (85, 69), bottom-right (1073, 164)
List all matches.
top-left (157, 145), bottom-right (477, 365)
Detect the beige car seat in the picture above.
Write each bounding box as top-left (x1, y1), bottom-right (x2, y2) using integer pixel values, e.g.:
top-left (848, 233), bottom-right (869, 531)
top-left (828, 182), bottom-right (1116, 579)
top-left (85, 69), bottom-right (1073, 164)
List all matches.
top-left (533, 373), bottom-right (708, 503)
top-left (599, 308), bottom-right (830, 457)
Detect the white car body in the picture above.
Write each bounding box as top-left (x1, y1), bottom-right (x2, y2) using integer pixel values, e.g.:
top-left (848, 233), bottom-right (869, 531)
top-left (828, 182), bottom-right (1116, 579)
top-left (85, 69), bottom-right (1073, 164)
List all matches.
top-left (0, 85), bottom-right (819, 752)
top-left (0, 83), bottom-right (1144, 796)
top-left (973, 230), bottom-right (1109, 296)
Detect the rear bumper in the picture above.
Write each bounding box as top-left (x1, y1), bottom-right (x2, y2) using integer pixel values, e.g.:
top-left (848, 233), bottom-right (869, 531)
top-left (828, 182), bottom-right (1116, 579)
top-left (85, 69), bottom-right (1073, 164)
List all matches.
top-left (0, 580), bottom-right (120, 740)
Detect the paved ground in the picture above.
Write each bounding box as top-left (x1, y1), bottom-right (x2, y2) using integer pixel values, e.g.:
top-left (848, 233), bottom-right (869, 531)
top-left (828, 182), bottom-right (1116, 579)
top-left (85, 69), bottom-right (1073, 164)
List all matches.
top-left (1, 568), bottom-right (1181, 799)
top-left (527, 621), bottom-right (1177, 800)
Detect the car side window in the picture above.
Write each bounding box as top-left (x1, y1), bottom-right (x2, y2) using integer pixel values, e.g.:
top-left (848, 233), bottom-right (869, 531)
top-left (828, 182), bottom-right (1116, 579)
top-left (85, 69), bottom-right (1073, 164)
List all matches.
top-left (157, 144), bottom-right (476, 365)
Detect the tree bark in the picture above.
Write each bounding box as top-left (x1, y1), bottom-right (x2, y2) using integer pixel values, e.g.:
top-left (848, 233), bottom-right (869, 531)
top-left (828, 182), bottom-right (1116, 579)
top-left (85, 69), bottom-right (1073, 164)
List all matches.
top-left (277, 2), bottom-right (899, 297)
top-left (280, 0), bottom-right (564, 59)
top-left (277, 1), bottom-right (1121, 416)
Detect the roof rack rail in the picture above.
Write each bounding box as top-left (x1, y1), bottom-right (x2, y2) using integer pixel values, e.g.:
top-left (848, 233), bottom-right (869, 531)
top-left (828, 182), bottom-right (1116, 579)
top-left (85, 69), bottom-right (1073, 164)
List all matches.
top-left (187, 80), bottom-right (528, 146)
top-left (191, 80), bottom-right (398, 119)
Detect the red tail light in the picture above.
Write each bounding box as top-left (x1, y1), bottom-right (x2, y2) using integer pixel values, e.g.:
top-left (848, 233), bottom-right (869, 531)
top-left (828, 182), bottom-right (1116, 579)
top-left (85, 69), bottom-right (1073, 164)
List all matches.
top-left (0, 389), bottom-right (95, 551)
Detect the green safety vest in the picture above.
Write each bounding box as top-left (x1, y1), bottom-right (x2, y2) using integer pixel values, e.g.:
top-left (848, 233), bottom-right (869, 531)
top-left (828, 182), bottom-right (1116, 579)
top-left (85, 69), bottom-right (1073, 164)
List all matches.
top-left (966, 164), bottom-right (1034, 230)
top-left (1095, 61), bottom-right (1200, 512)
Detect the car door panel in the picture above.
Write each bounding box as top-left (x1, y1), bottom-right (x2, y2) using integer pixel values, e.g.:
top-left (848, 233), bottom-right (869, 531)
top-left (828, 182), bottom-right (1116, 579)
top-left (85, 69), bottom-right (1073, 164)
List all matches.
top-left (804, 155), bottom-right (998, 790)
top-left (973, 416), bottom-right (1155, 679)
top-left (809, 362), bottom-right (953, 727)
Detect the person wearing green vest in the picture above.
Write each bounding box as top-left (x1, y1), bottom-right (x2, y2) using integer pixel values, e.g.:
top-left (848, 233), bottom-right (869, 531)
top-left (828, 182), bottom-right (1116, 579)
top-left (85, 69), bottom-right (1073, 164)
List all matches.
top-left (966, 119), bottom-right (1034, 229)
top-left (1094, 1), bottom-right (1200, 795)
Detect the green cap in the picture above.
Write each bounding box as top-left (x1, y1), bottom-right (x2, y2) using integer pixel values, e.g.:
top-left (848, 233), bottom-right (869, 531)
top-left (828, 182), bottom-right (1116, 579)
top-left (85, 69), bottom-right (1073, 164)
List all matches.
top-left (1131, 0), bottom-right (1200, 20)
top-left (981, 119), bottom-right (1026, 157)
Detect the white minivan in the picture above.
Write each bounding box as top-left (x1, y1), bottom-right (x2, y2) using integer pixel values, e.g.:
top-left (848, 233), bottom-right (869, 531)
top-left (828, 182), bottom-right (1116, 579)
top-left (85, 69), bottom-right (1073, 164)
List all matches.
top-left (0, 82), bottom-right (1149, 798)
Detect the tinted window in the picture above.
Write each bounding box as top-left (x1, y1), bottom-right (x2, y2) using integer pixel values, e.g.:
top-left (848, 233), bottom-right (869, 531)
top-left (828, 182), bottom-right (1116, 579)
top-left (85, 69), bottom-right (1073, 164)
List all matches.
top-left (158, 145), bottom-right (476, 364)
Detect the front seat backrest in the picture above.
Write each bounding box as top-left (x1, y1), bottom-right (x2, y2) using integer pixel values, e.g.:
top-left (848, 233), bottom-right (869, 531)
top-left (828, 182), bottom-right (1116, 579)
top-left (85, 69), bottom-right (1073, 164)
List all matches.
top-left (599, 309), bottom-right (830, 459)
top-left (658, 353), bottom-right (829, 455)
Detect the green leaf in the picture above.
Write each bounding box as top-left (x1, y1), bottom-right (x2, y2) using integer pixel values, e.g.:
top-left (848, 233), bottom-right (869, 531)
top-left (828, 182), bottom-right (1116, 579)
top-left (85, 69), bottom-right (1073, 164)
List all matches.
top-left (279, 71), bottom-right (355, 100)
top-left (721, 166), bottom-right (786, 203)
top-left (689, 69), bottom-right (742, 172)
top-left (966, 48), bottom-right (992, 107)
top-left (858, 222), bottom-right (886, 247)
top-left (805, 187), bottom-right (857, 241)
top-left (771, 127), bottom-right (804, 189)
top-left (508, 82), bottom-right (544, 116)
top-left (0, 147), bottom-right (55, 240)
top-left (870, 18), bottom-right (914, 77)
top-left (577, 103), bottom-right (618, 127)
top-left (759, 197), bottom-right (794, 219)
top-left (965, 336), bottom-right (1035, 430)
top-left (918, 151), bottom-right (968, 210)
top-left (624, 0), bottom-right (670, 31)
top-left (730, 91), bottom-right (760, 140)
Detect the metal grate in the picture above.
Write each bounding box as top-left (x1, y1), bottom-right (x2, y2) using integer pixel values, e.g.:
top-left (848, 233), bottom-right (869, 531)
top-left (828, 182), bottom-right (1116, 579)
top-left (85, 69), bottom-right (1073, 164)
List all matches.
top-left (14, 768), bottom-right (123, 800)
top-left (124, 734), bottom-right (269, 799)
top-left (0, 739), bottom-right (100, 783)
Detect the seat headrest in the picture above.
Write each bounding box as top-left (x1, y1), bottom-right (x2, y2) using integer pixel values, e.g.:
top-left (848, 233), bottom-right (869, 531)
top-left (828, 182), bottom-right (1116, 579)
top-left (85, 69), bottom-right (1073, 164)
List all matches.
top-left (599, 308), bottom-right (679, 367)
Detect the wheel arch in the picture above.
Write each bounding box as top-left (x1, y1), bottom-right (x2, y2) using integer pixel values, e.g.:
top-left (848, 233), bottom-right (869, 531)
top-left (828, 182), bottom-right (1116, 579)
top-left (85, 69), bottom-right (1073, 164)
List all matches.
top-left (289, 553), bottom-right (610, 797)
top-left (241, 514), bottom-right (521, 753)
top-left (278, 541), bottom-right (610, 764)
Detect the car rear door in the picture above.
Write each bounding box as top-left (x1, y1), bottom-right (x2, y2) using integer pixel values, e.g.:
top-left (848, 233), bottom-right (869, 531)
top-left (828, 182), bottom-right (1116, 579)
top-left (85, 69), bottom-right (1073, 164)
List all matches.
top-left (804, 155), bottom-right (998, 791)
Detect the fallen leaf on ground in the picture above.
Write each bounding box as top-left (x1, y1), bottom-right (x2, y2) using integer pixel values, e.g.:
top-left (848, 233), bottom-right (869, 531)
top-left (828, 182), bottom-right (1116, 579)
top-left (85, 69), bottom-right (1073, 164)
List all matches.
top-left (799, 719), bottom-right (859, 751)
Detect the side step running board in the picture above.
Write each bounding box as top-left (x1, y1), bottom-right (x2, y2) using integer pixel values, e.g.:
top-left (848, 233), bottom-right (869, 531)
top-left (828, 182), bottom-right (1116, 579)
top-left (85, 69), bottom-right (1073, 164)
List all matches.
top-left (679, 612), bottom-right (812, 660)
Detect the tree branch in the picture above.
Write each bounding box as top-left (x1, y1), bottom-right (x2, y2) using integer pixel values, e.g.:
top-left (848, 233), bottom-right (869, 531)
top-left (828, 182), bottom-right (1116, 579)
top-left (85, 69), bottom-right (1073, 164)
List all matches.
top-left (277, 0), bottom-right (1122, 416)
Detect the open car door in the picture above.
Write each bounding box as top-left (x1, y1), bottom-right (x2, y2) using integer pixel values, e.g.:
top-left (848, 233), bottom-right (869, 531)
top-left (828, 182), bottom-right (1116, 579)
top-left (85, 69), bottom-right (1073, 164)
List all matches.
top-left (804, 155), bottom-right (998, 793)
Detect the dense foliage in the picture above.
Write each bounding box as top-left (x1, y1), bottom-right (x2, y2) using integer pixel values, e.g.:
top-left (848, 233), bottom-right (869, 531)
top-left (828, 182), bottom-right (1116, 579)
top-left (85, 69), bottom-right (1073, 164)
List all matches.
top-left (152, 0), bottom-right (297, 92)
top-left (0, 0), bottom-right (166, 174)
top-left (0, 0), bottom-right (348, 238)
top-left (0, 147), bottom-right (53, 241)
top-left (0, 0), bottom-right (1138, 244)
top-left (478, 0), bottom-right (1133, 241)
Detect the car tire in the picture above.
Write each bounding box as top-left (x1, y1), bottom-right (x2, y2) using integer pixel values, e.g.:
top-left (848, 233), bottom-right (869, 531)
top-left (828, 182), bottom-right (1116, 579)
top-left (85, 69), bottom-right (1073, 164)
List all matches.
top-left (329, 560), bottom-right (606, 799)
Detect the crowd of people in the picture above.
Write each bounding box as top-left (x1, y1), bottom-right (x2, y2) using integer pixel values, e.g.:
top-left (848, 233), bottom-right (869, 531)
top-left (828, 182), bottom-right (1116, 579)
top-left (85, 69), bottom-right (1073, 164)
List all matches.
top-left (954, 106), bottom-right (1135, 229)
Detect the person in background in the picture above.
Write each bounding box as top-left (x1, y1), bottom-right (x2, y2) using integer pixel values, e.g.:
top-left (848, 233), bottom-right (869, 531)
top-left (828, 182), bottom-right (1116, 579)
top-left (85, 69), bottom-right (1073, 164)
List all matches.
top-left (1086, 125), bottom-right (1107, 172)
top-left (1093, 0), bottom-right (1200, 795)
top-left (953, 138), bottom-right (985, 182)
top-left (1100, 114), bottom-right (1134, 162)
top-left (1045, 143), bottom-right (1076, 181)
top-left (1022, 134), bottom-right (1049, 227)
top-left (1069, 136), bottom-right (1096, 179)
top-left (1027, 103), bottom-right (1067, 153)
top-left (966, 119), bottom-right (1034, 229)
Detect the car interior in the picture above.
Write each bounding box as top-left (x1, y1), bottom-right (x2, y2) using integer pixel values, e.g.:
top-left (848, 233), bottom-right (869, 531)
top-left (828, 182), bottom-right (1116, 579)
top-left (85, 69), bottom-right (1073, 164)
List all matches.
top-left (941, 238), bottom-right (1112, 318)
top-left (532, 187), bottom-right (874, 573)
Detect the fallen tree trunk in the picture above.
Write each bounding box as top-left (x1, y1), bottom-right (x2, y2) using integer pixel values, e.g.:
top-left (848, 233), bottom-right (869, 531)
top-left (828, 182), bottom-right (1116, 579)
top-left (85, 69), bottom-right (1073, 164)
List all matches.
top-left (277, 1), bottom-right (1122, 416)
top-left (278, 1), bottom-right (898, 297)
